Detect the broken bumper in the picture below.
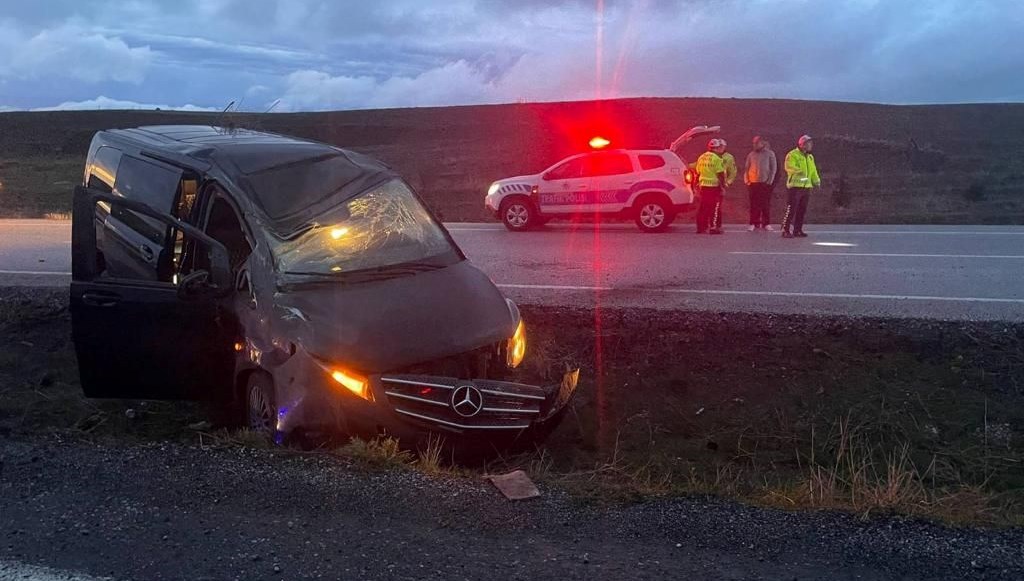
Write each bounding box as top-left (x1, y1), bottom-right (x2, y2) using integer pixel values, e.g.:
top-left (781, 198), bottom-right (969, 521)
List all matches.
top-left (375, 371), bottom-right (578, 435)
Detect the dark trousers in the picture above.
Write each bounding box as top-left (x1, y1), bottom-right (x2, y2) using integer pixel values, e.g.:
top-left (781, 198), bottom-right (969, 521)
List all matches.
top-left (748, 182), bottom-right (772, 227)
top-left (782, 187), bottom-right (810, 233)
top-left (696, 186), bottom-right (724, 232)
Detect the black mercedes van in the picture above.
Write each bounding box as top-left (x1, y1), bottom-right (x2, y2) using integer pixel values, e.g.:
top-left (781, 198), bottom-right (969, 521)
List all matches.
top-left (71, 125), bottom-right (577, 443)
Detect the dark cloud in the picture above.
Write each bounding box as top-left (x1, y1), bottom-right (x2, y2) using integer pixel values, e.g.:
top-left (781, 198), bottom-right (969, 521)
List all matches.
top-left (0, 0), bottom-right (1021, 111)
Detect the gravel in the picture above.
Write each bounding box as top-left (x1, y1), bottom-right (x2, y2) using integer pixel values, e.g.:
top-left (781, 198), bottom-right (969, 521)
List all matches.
top-left (2, 435), bottom-right (1023, 581)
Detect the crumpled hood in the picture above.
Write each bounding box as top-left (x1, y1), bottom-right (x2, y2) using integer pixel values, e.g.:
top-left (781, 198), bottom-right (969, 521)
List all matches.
top-left (275, 260), bottom-right (516, 373)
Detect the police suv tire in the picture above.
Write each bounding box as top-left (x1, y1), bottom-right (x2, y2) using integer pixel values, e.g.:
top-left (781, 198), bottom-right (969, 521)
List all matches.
top-left (500, 197), bottom-right (535, 231)
top-left (634, 195), bottom-right (674, 233)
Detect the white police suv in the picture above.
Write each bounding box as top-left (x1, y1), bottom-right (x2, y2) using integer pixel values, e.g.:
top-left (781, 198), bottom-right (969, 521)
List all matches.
top-left (485, 125), bottom-right (721, 233)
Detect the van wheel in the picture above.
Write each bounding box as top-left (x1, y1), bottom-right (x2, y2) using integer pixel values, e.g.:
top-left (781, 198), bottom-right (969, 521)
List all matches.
top-left (635, 196), bottom-right (674, 233)
top-left (246, 373), bottom-right (277, 436)
top-left (500, 197), bottom-right (535, 231)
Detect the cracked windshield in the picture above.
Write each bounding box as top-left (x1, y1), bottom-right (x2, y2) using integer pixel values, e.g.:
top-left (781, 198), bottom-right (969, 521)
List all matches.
top-left (1, 1), bottom-right (1023, 580)
top-left (270, 179), bottom-right (455, 275)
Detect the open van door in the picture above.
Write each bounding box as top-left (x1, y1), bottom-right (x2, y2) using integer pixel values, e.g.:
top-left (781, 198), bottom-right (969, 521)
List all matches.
top-left (71, 186), bottom-right (236, 400)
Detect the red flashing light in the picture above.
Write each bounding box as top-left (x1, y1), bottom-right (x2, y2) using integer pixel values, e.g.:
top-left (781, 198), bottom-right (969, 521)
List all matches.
top-left (683, 169), bottom-right (696, 186)
top-left (589, 136), bottom-right (611, 149)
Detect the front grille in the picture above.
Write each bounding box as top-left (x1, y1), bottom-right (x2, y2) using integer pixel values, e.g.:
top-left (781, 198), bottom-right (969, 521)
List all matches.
top-left (380, 374), bottom-right (547, 432)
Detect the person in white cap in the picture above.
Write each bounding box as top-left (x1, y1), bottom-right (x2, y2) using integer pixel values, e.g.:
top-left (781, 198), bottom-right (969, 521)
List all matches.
top-left (744, 136), bottom-right (777, 231)
top-left (782, 134), bottom-right (821, 238)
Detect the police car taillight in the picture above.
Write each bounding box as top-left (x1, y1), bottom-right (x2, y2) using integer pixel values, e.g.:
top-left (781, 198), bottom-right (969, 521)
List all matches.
top-left (683, 169), bottom-right (696, 186)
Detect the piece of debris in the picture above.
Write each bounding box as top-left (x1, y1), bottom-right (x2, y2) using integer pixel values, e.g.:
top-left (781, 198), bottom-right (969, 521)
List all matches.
top-left (125, 408), bottom-right (137, 420)
top-left (695, 407), bottom-right (705, 416)
top-left (188, 420), bottom-right (213, 431)
top-left (485, 470), bottom-right (540, 501)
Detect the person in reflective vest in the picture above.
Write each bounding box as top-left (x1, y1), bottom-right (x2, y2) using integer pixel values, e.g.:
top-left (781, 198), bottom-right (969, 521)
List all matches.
top-left (721, 140), bottom-right (738, 189)
top-left (695, 139), bottom-right (727, 235)
top-left (782, 134), bottom-right (821, 238)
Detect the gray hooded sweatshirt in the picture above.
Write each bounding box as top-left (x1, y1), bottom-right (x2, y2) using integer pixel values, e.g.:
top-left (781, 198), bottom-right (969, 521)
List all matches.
top-left (744, 148), bottom-right (778, 186)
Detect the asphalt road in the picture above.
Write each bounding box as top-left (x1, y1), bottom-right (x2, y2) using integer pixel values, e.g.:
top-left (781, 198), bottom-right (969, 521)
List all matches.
top-left (2, 220), bottom-right (1024, 321)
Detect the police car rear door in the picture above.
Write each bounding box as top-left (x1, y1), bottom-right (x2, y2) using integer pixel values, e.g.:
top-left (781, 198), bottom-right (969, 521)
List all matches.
top-left (580, 152), bottom-right (636, 213)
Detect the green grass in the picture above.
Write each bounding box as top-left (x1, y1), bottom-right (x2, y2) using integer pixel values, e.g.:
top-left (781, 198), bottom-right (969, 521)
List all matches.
top-left (2, 291), bottom-right (1022, 525)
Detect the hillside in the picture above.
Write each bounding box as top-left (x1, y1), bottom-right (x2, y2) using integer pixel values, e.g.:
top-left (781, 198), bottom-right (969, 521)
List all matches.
top-left (1, 98), bottom-right (1023, 223)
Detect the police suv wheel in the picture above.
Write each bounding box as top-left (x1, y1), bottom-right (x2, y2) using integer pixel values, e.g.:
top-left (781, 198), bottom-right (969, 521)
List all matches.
top-left (635, 198), bottom-right (672, 233)
top-left (500, 198), bottom-right (534, 231)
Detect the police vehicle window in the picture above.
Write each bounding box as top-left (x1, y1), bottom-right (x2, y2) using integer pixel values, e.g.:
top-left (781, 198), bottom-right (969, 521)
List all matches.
top-left (87, 146), bottom-right (122, 192)
top-left (545, 157), bottom-right (585, 180)
top-left (110, 156), bottom-right (183, 245)
top-left (585, 153), bottom-right (633, 177)
top-left (638, 154), bottom-right (666, 171)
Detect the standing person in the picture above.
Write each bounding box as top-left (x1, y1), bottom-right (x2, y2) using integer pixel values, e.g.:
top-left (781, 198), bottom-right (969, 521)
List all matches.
top-left (782, 134), bottom-right (821, 238)
top-left (721, 140), bottom-right (738, 189)
top-left (695, 139), bottom-right (727, 235)
top-left (744, 136), bottom-right (778, 231)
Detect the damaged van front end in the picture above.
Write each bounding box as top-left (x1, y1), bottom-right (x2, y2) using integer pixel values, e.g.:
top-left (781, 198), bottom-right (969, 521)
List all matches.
top-left (236, 176), bottom-right (577, 443)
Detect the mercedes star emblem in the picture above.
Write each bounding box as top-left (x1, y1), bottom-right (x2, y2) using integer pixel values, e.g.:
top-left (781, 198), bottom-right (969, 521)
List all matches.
top-left (450, 384), bottom-right (484, 418)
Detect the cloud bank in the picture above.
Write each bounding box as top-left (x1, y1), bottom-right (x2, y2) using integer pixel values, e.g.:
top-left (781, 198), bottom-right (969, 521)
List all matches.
top-left (1, 0), bottom-right (1022, 112)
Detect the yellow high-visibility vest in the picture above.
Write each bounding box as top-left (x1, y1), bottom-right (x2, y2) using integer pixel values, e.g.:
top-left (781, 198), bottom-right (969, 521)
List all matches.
top-left (696, 152), bottom-right (725, 187)
top-left (785, 148), bottom-right (821, 189)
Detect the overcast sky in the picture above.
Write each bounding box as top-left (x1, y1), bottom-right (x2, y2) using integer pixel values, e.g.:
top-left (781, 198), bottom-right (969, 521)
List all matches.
top-left (1, 0), bottom-right (1022, 112)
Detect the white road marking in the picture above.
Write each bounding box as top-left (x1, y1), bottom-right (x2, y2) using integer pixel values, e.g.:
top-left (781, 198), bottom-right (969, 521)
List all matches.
top-left (0, 270), bottom-right (71, 276)
top-left (0, 221), bottom-right (72, 227)
top-left (498, 284), bottom-right (1024, 304)
top-left (499, 283), bottom-right (615, 291)
top-left (659, 288), bottom-right (1024, 304)
top-left (0, 560), bottom-right (113, 581)
top-left (797, 230), bottom-right (1024, 235)
top-left (731, 251), bottom-right (1024, 259)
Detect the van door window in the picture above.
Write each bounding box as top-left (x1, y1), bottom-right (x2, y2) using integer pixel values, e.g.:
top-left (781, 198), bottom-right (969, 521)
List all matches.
top-left (110, 156), bottom-right (183, 244)
top-left (99, 156), bottom-right (184, 282)
top-left (87, 146), bottom-right (122, 193)
top-left (178, 190), bottom-right (252, 281)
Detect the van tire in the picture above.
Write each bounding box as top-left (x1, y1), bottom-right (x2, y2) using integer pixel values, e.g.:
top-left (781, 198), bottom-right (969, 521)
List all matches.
top-left (634, 194), bottom-right (674, 233)
top-left (500, 197), bottom-right (536, 231)
top-left (245, 372), bottom-right (277, 437)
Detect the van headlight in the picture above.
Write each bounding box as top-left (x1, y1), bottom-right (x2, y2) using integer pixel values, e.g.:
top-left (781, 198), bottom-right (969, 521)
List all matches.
top-left (487, 182), bottom-right (501, 197)
top-left (507, 319), bottom-right (527, 369)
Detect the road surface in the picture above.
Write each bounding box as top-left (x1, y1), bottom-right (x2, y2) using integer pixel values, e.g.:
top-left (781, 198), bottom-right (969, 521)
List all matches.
top-left (3, 438), bottom-right (1022, 581)
top-left (2, 220), bottom-right (1024, 321)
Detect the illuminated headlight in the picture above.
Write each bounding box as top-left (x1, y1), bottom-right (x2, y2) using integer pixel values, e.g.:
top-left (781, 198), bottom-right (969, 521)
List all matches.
top-left (487, 182), bottom-right (501, 197)
top-left (506, 319), bottom-right (527, 368)
top-left (314, 358), bottom-right (373, 401)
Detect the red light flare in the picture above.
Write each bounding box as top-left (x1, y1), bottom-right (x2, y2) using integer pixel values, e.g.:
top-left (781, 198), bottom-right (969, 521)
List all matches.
top-left (589, 136), bottom-right (611, 149)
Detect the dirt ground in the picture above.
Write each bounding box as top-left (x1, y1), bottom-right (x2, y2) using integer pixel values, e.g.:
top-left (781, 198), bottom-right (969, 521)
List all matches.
top-left (2, 286), bottom-right (1022, 526)
top-left (1, 97), bottom-right (1023, 223)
